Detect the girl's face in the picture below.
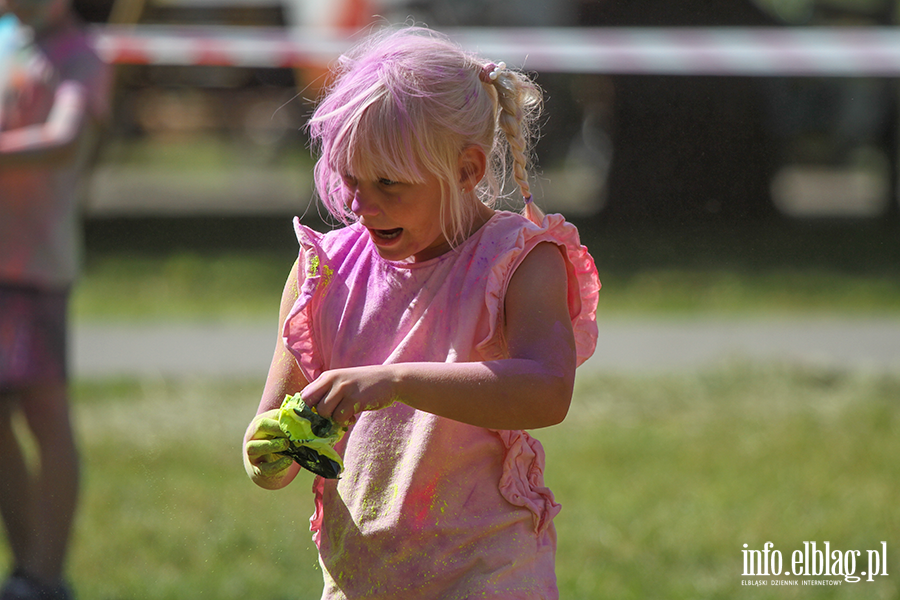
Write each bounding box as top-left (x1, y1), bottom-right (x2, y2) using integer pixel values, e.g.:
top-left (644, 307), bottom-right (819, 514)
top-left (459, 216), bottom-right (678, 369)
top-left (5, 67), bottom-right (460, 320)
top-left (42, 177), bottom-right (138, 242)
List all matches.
top-left (342, 169), bottom-right (450, 263)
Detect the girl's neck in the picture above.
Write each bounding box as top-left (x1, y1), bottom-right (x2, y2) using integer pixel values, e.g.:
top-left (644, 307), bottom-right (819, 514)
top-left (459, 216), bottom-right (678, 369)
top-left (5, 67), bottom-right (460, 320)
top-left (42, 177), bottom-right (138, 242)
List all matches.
top-left (470, 202), bottom-right (496, 233)
top-left (451, 202), bottom-right (496, 251)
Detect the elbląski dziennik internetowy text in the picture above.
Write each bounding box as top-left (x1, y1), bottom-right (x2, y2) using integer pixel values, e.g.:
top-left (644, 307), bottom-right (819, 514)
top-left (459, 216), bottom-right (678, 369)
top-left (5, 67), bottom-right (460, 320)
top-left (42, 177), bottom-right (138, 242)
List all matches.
top-left (742, 542), bottom-right (889, 584)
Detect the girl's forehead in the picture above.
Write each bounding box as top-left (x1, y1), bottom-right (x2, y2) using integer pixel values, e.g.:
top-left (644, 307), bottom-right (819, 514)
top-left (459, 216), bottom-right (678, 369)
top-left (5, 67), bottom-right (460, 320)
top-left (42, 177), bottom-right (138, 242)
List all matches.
top-left (336, 138), bottom-right (426, 183)
top-left (341, 158), bottom-right (424, 183)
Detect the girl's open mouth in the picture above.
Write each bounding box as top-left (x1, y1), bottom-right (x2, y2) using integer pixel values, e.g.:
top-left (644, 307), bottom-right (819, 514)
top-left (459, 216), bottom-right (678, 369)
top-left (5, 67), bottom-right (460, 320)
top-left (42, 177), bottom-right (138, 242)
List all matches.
top-left (371, 228), bottom-right (403, 241)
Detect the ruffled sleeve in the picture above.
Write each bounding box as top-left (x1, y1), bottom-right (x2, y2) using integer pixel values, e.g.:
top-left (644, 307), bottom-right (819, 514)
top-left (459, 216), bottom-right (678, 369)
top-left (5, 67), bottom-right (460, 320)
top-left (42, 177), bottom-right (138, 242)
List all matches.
top-left (282, 218), bottom-right (328, 382)
top-left (477, 212), bottom-right (600, 367)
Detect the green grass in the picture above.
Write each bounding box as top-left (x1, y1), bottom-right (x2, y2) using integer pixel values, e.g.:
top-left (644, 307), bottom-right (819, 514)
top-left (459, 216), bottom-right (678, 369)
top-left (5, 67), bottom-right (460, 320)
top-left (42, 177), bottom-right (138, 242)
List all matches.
top-left (71, 251), bottom-right (900, 322)
top-left (72, 252), bottom-right (294, 323)
top-left (99, 135), bottom-right (315, 171)
top-left (1, 366), bottom-right (895, 599)
top-left (73, 219), bottom-right (900, 322)
top-left (587, 268), bottom-right (900, 315)
top-left (580, 220), bottom-right (900, 317)
top-left (551, 365), bottom-right (900, 599)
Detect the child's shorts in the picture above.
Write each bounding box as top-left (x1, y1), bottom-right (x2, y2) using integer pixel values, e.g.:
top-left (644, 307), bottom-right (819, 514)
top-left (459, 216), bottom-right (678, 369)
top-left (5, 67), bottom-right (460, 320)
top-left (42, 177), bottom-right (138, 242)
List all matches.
top-left (0, 284), bottom-right (70, 391)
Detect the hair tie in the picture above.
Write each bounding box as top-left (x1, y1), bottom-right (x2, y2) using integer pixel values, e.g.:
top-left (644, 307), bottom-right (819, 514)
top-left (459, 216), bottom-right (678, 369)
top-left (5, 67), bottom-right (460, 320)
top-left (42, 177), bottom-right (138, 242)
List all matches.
top-left (479, 61), bottom-right (506, 83)
top-left (523, 195), bottom-right (533, 205)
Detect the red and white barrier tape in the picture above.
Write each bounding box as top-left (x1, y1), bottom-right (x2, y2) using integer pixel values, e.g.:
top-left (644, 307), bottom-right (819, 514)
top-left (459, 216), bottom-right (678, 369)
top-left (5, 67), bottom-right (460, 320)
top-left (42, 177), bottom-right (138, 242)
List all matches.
top-left (90, 25), bottom-right (900, 76)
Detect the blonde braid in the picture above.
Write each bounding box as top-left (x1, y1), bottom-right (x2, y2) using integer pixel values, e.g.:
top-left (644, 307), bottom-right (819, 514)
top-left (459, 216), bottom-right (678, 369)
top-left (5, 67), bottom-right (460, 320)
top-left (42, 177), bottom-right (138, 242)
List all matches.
top-left (486, 67), bottom-right (545, 223)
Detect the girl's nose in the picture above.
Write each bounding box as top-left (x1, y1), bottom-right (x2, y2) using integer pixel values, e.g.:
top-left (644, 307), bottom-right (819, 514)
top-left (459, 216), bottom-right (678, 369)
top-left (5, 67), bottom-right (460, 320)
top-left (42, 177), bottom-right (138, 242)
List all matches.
top-left (349, 191), bottom-right (362, 214)
top-left (349, 189), bottom-right (376, 216)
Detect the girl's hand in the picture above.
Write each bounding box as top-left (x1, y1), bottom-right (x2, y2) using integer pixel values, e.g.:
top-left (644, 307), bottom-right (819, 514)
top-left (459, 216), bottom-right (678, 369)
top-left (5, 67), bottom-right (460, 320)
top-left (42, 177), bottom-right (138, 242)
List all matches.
top-left (243, 409), bottom-right (296, 488)
top-left (244, 258), bottom-right (306, 490)
top-left (301, 366), bottom-right (398, 426)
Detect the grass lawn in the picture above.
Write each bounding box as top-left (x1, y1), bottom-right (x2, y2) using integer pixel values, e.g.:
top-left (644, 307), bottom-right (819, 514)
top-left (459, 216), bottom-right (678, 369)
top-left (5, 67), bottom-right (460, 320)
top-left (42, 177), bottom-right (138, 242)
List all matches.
top-left (1, 365), bottom-right (895, 599)
top-left (7, 217), bottom-right (895, 597)
top-left (72, 218), bottom-right (900, 322)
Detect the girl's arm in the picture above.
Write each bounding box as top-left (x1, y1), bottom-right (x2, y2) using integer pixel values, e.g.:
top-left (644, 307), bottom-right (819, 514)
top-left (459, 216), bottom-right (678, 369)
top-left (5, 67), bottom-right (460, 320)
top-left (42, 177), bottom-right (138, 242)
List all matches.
top-left (302, 242), bottom-right (577, 430)
top-left (243, 258), bottom-right (311, 489)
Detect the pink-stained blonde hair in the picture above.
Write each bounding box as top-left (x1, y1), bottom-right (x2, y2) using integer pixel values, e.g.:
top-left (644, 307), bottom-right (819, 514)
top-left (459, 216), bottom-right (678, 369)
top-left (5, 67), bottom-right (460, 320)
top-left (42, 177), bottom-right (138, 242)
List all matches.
top-left (307, 25), bottom-right (544, 245)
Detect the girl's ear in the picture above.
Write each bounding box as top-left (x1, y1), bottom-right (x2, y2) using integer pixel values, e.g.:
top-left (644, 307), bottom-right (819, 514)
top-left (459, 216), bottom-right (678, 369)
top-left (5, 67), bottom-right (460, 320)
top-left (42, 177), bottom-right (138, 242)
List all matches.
top-left (458, 146), bottom-right (487, 192)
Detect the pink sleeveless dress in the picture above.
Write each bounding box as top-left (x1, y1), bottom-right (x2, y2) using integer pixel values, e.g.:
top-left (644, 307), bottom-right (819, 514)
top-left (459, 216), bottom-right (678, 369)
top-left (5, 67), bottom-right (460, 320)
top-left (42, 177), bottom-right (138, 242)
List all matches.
top-left (283, 210), bottom-right (600, 599)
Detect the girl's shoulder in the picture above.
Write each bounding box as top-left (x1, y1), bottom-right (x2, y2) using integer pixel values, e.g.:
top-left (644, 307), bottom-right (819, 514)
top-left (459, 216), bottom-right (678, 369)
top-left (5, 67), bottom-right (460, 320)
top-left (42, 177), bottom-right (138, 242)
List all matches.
top-left (478, 210), bottom-right (591, 259)
top-left (477, 210), bottom-right (600, 366)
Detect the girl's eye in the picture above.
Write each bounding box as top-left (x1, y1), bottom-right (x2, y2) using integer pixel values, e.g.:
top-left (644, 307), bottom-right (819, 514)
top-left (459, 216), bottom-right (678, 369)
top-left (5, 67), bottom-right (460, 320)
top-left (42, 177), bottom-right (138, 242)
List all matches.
top-left (379, 178), bottom-right (399, 187)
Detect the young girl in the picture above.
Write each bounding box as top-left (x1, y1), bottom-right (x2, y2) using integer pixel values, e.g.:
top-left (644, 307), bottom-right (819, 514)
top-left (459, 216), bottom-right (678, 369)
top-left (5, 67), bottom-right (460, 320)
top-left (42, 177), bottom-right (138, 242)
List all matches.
top-left (243, 25), bottom-right (600, 599)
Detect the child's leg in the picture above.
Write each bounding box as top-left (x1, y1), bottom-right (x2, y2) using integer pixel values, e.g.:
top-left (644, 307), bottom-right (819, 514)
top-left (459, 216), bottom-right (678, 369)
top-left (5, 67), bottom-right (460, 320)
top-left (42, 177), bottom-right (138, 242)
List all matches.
top-left (0, 286), bottom-right (78, 586)
top-left (17, 379), bottom-right (79, 583)
top-left (0, 396), bottom-right (33, 569)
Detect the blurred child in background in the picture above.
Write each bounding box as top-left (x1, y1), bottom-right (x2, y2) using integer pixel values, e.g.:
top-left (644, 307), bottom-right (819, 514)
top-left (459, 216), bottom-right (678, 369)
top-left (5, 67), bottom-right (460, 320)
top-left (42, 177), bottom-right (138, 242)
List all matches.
top-left (0, 0), bottom-right (110, 597)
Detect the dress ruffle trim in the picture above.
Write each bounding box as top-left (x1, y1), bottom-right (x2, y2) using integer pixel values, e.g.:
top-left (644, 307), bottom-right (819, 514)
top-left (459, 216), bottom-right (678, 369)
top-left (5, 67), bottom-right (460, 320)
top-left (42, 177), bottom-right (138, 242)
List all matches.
top-left (493, 429), bottom-right (561, 534)
top-left (288, 219), bottom-right (327, 547)
top-left (310, 476), bottom-right (325, 547)
top-left (283, 218), bottom-right (328, 383)
top-left (477, 213), bottom-right (600, 367)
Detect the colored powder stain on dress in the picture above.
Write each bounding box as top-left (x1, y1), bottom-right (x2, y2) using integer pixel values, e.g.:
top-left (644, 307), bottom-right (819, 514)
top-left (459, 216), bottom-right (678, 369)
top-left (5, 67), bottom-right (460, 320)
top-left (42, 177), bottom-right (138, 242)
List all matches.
top-left (406, 476), bottom-right (440, 528)
top-left (306, 256), bottom-right (333, 288)
top-left (307, 255), bottom-right (319, 277)
top-left (386, 482), bottom-right (400, 512)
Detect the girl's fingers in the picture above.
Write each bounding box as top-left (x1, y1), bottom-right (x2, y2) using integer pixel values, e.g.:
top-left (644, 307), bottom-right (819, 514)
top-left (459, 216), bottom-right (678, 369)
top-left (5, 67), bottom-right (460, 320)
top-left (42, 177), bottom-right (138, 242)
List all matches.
top-left (301, 377), bottom-right (340, 418)
top-left (318, 392), bottom-right (352, 424)
top-left (329, 400), bottom-right (358, 427)
top-left (246, 437), bottom-right (290, 457)
top-left (255, 455), bottom-right (294, 477)
top-left (248, 416), bottom-right (283, 439)
top-left (302, 368), bottom-right (391, 425)
top-left (299, 378), bottom-right (325, 408)
top-left (245, 412), bottom-right (290, 458)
